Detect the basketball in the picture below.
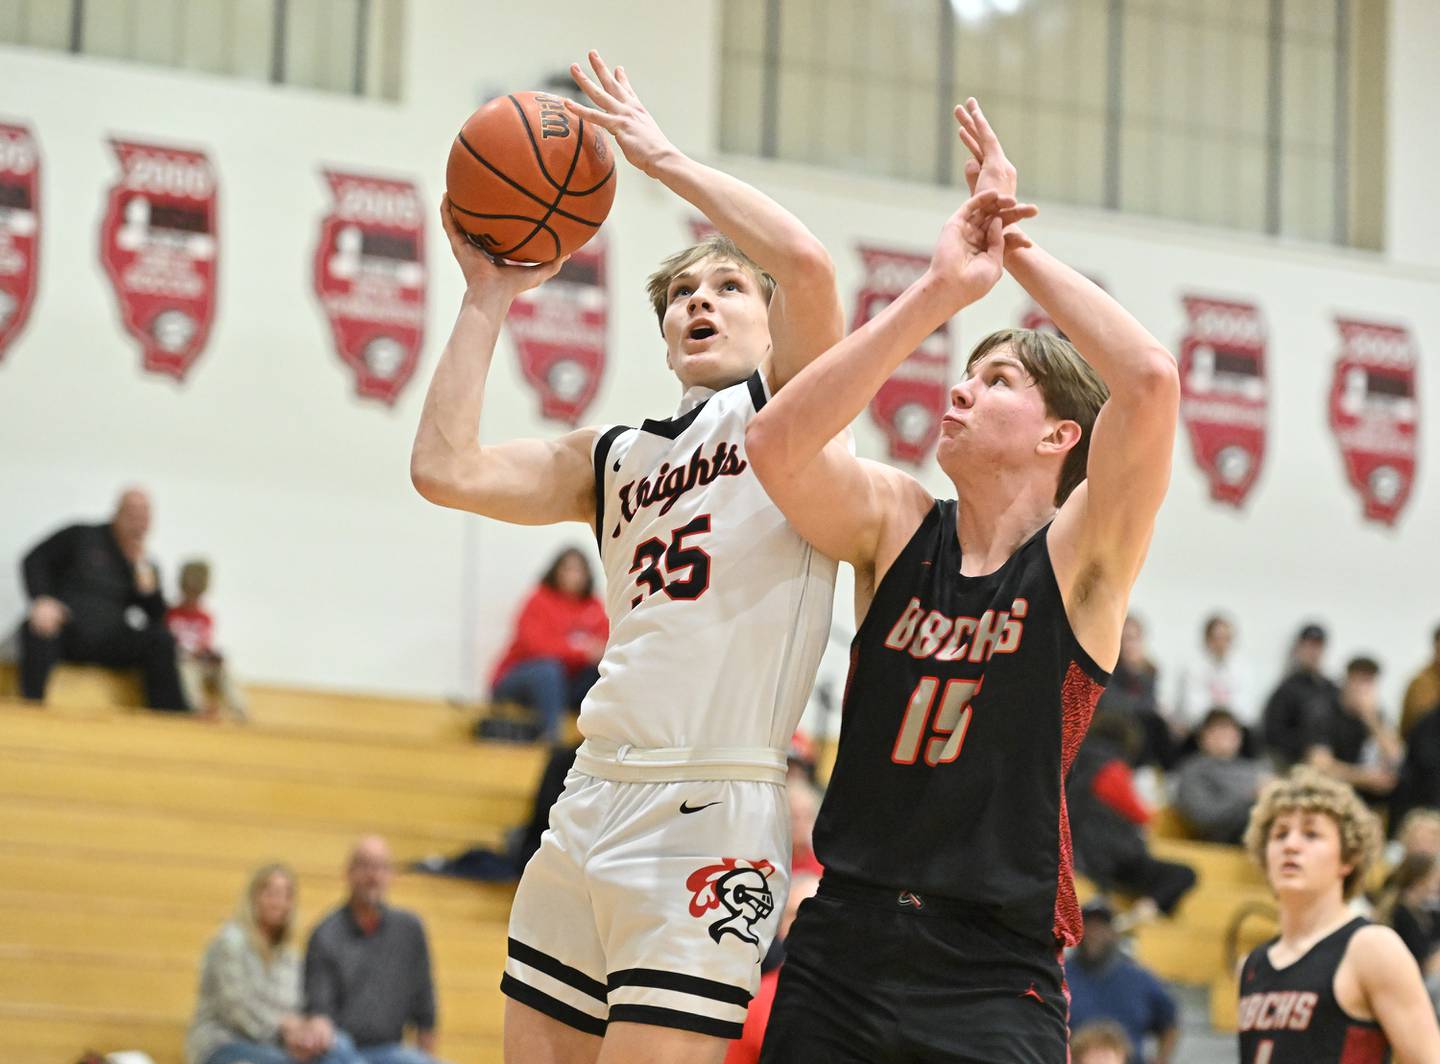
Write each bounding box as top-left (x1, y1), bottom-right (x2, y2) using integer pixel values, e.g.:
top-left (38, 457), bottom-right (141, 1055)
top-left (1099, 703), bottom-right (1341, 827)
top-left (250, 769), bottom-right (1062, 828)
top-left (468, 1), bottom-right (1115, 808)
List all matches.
top-left (446, 91), bottom-right (616, 264)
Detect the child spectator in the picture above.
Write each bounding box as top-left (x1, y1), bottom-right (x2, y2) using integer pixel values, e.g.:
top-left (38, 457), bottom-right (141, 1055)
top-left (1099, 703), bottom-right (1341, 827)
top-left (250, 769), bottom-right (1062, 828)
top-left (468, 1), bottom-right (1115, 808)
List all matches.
top-left (1070, 1020), bottom-right (1134, 1064)
top-left (1173, 708), bottom-right (1271, 844)
top-left (489, 547), bottom-right (607, 744)
top-left (167, 559), bottom-right (247, 721)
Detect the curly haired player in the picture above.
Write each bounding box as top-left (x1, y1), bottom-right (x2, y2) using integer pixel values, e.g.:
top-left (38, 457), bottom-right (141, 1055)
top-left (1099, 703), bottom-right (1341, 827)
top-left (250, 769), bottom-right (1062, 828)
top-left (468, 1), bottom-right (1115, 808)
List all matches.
top-left (1237, 768), bottom-right (1440, 1063)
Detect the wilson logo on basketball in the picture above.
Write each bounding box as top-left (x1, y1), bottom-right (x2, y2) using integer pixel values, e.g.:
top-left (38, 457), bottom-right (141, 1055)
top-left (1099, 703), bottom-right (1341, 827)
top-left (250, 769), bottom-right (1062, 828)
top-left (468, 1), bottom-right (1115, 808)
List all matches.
top-left (686, 858), bottom-right (776, 951)
top-left (536, 93), bottom-right (570, 139)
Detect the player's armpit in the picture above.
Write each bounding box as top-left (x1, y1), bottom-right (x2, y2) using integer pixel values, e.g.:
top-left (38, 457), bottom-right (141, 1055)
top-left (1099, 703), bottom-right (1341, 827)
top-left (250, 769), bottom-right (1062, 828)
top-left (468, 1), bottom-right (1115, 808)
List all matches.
top-left (763, 255), bottom-right (846, 393)
top-left (411, 427), bottom-right (598, 526)
top-left (750, 434), bottom-right (927, 569)
top-left (1350, 925), bottom-right (1440, 1062)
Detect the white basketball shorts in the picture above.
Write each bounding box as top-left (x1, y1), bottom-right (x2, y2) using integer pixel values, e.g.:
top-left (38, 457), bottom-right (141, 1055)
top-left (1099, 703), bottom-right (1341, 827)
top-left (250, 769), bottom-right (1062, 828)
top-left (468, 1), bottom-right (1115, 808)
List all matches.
top-left (501, 766), bottom-right (791, 1039)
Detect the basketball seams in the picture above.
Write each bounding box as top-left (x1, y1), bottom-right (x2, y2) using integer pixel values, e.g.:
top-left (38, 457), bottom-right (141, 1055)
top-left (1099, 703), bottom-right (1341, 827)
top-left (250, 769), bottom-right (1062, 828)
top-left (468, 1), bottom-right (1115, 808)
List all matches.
top-left (507, 94), bottom-right (565, 192)
top-left (494, 115), bottom-right (588, 260)
top-left (454, 132), bottom-right (604, 228)
top-left (449, 207), bottom-right (561, 261)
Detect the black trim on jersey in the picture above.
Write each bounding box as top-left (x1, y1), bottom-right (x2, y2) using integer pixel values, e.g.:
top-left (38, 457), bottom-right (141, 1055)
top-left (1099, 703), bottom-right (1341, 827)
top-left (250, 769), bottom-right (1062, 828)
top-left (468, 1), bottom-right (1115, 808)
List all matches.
top-left (607, 967), bottom-right (753, 1007)
top-left (500, 973), bottom-right (607, 1036)
top-left (507, 937), bottom-right (608, 1002)
top-left (606, 1003), bottom-right (744, 1040)
top-left (592, 425), bottom-right (629, 548)
top-left (639, 401), bottom-right (709, 440)
top-left (746, 369), bottom-right (768, 412)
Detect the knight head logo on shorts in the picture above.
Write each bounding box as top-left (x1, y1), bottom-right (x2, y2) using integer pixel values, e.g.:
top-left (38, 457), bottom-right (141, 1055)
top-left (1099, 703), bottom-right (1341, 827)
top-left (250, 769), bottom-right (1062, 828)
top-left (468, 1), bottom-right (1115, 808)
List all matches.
top-left (685, 858), bottom-right (776, 951)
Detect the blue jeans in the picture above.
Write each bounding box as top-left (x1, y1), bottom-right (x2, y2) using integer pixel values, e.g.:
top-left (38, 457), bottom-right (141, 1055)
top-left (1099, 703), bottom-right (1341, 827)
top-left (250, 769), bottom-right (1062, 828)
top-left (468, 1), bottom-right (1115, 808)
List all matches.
top-left (206, 1030), bottom-right (360, 1064)
top-left (356, 1046), bottom-right (439, 1064)
top-left (492, 658), bottom-right (598, 741)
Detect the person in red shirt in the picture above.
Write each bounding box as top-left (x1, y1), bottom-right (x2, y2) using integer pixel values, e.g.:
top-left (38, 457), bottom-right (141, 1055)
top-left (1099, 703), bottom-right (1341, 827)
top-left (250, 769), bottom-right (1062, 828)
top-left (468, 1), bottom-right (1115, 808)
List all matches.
top-left (166, 559), bottom-right (247, 721)
top-left (490, 547), bottom-right (607, 744)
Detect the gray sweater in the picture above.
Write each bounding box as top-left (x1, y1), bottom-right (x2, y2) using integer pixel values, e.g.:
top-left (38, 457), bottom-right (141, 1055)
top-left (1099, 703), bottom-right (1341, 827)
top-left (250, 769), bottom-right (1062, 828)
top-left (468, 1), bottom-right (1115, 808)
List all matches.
top-left (1174, 754), bottom-right (1267, 843)
top-left (186, 922), bottom-right (301, 1064)
top-left (304, 904), bottom-right (437, 1046)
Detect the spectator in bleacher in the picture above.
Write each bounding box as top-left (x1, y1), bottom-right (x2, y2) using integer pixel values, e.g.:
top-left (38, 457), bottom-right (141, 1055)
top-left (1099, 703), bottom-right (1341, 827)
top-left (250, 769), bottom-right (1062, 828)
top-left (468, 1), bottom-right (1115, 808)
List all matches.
top-left (1262, 622), bottom-right (1340, 768)
top-left (168, 559), bottom-right (247, 721)
top-left (1173, 708), bottom-right (1271, 845)
top-left (488, 546), bottom-right (607, 744)
top-left (1068, 713), bottom-right (1197, 926)
top-left (1306, 656), bottom-right (1403, 804)
top-left (1096, 614), bottom-right (1175, 770)
top-left (1390, 810), bottom-right (1440, 865)
top-left (1173, 613), bottom-right (1255, 736)
top-left (1373, 853), bottom-right (1440, 974)
top-left (1069, 1019), bottom-right (1135, 1064)
top-left (1402, 623), bottom-right (1440, 739)
top-left (1391, 707), bottom-right (1440, 836)
top-left (305, 836), bottom-right (441, 1064)
top-left (1066, 899), bottom-right (1179, 1064)
top-left (187, 863), bottom-right (359, 1064)
top-left (17, 487), bottom-right (189, 711)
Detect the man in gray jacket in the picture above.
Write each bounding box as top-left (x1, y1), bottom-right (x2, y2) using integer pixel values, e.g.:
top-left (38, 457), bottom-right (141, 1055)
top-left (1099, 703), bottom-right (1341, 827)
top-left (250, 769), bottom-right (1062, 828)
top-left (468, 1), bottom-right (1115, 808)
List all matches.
top-left (305, 836), bottom-right (441, 1064)
top-left (1174, 708), bottom-right (1271, 844)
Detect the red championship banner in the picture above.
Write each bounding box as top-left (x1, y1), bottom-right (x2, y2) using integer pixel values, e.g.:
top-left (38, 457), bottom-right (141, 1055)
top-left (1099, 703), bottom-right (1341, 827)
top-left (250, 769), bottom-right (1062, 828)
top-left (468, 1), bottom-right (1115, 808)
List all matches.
top-left (508, 236), bottom-right (607, 425)
top-left (99, 139), bottom-right (218, 379)
top-left (1328, 318), bottom-right (1420, 526)
top-left (0, 122), bottom-right (40, 365)
top-left (855, 245), bottom-right (951, 464)
top-left (313, 170), bottom-right (426, 405)
top-left (1177, 295), bottom-right (1268, 507)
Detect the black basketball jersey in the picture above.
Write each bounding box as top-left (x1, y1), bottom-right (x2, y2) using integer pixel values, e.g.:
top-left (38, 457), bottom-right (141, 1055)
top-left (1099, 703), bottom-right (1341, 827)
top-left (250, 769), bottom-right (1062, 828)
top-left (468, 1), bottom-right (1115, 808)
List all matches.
top-left (1237, 917), bottom-right (1388, 1064)
top-left (811, 499), bottom-right (1109, 948)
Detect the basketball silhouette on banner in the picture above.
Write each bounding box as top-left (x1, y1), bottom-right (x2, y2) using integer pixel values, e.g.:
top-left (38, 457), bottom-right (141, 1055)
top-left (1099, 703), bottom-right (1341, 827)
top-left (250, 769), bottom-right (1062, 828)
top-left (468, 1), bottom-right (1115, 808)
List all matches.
top-left (446, 91), bottom-right (616, 264)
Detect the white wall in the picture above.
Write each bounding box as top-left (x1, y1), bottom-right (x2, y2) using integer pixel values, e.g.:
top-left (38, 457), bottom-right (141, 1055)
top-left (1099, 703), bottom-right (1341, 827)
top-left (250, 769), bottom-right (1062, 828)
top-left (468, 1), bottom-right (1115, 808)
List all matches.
top-left (1387, 0), bottom-right (1440, 269)
top-left (0, 1), bottom-right (1436, 719)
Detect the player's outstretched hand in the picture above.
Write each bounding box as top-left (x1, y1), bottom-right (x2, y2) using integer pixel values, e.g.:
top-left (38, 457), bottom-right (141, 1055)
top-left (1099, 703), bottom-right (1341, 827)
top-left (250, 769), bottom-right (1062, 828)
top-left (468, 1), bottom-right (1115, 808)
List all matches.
top-left (564, 50), bottom-right (676, 179)
top-left (956, 98), bottom-right (1036, 252)
top-left (439, 195), bottom-right (567, 297)
top-left (928, 189), bottom-right (1022, 306)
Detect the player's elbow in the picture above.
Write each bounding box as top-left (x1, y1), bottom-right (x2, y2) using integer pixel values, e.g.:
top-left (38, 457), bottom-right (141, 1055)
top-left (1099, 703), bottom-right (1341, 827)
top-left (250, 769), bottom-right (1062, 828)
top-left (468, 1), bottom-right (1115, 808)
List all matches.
top-left (410, 446), bottom-right (463, 508)
top-left (784, 240), bottom-right (835, 289)
top-left (745, 414), bottom-right (793, 488)
top-left (1132, 347), bottom-right (1180, 408)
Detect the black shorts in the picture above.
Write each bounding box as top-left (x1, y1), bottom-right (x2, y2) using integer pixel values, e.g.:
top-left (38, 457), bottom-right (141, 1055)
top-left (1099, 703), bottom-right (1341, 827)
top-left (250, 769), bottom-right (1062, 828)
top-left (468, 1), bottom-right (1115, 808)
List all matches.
top-left (759, 876), bottom-right (1069, 1064)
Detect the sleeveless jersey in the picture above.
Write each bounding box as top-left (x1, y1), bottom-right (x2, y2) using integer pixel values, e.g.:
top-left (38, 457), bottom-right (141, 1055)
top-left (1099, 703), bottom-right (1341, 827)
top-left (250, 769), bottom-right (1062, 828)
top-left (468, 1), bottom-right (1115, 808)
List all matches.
top-left (580, 370), bottom-right (837, 753)
top-left (811, 499), bottom-right (1108, 948)
top-left (1237, 917), bottom-right (1388, 1064)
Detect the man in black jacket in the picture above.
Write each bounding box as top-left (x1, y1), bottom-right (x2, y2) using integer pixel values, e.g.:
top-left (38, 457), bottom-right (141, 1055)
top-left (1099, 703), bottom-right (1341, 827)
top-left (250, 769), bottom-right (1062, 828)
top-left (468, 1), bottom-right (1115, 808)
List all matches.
top-left (1262, 622), bottom-right (1340, 767)
top-left (18, 488), bottom-right (188, 710)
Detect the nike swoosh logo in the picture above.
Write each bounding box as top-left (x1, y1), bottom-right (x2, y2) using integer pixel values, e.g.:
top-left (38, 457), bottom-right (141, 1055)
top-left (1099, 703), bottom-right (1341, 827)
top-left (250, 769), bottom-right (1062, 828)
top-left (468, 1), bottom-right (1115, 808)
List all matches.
top-left (679, 800), bottom-right (722, 815)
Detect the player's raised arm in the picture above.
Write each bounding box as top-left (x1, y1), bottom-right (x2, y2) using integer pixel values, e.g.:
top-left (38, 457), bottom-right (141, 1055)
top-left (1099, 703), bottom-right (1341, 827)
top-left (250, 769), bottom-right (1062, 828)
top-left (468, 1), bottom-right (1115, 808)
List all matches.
top-left (564, 50), bottom-right (841, 389)
top-left (410, 198), bottom-right (597, 526)
top-left (746, 189), bottom-right (1030, 568)
top-left (957, 99), bottom-right (1178, 633)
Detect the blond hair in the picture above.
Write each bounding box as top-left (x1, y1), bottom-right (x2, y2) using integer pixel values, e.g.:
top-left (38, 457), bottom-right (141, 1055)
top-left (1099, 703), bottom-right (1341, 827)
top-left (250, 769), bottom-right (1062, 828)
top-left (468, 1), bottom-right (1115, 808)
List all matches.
top-left (1070, 1019), bottom-right (1132, 1061)
top-left (236, 862), bottom-right (298, 965)
top-left (1243, 768), bottom-right (1382, 899)
top-left (1398, 808), bottom-right (1440, 851)
top-left (645, 234), bottom-right (775, 333)
top-left (965, 328), bottom-right (1109, 507)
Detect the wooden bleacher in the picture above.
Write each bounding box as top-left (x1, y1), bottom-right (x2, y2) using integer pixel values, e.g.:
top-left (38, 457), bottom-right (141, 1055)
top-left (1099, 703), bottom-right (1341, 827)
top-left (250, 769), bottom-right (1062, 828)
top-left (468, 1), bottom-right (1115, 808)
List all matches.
top-left (0, 664), bottom-right (1277, 1058)
top-left (0, 676), bottom-right (546, 1064)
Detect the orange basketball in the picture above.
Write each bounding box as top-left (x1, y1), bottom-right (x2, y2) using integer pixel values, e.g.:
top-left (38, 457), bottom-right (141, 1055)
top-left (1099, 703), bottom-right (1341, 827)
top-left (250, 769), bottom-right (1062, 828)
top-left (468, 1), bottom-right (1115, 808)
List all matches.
top-left (445, 91), bottom-right (616, 264)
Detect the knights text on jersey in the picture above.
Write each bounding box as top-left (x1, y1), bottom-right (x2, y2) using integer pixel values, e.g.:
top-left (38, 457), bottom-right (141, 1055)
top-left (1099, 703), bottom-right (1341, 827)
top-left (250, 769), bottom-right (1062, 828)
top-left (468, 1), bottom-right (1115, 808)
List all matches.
top-left (811, 499), bottom-right (1108, 948)
top-left (580, 370), bottom-right (837, 753)
top-left (1237, 918), bottom-right (1388, 1064)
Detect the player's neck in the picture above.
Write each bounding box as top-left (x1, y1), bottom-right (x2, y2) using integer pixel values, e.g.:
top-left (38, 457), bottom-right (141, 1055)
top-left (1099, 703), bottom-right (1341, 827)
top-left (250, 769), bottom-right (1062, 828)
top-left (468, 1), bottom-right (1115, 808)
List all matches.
top-left (950, 476), bottom-right (1056, 577)
top-left (1277, 888), bottom-right (1351, 948)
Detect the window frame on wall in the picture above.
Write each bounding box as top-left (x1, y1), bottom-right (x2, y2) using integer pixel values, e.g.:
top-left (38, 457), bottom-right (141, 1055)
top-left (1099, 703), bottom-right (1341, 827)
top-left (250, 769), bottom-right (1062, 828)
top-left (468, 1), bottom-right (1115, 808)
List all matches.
top-left (0, 0), bottom-right (404, 101)
top-left (719, 0), bottom-right (1384, 250)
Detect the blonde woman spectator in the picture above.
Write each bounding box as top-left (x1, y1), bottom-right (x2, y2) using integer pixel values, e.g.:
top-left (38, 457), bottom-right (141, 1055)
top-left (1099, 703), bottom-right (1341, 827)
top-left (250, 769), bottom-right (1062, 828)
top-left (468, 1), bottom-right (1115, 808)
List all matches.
top-left (188, 863), bottom-right (360, 1064)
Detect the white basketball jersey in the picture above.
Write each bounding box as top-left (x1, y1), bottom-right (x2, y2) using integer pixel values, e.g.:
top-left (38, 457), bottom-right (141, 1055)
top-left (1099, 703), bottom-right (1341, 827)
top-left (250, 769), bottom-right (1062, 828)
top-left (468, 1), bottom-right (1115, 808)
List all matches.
top-left (580, 370), bottom-right (837, 753)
